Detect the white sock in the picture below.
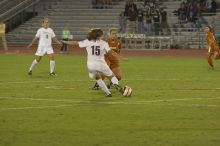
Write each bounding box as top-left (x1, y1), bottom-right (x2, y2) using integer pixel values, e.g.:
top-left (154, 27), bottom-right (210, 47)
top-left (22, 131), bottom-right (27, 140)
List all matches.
top-left (111, 76), bottom-right (119, 85)
top-left (97, 79), bottom-right (111, 95)
top-left (50, 60), bottom-right (55, 73)
top-left (29, 59), bottom-right (38, 71)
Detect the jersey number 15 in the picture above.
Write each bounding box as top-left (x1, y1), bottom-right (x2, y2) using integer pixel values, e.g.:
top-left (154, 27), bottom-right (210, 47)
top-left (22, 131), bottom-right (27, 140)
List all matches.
top-left (91, 46), bottom-right (100, 56)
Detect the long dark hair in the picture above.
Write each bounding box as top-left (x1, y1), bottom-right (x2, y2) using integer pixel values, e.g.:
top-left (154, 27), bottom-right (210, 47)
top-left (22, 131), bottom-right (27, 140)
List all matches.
top-left (87, 28), bottom-right (103, 41)
top-left (206, 25), bottom-right (214, 33)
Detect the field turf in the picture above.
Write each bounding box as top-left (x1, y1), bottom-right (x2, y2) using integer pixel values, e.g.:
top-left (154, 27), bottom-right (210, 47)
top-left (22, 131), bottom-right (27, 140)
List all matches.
top-left (0, 53), bottom-right (220, 146)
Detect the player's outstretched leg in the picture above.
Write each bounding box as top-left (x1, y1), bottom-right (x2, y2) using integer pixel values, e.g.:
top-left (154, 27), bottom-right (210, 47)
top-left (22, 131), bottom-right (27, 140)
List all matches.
top-left (106, 82), bottom-right (113, 89)
top-left (92, 82), bottom-right (100, 90)
top-left (49, 60), bottom-right (56, 76)
top-left (96, 79), bottom-right (112, 97)
top-left (107, 67), bottom-right (122, 89)
top-left (107, 76), bottom-right (121, 89)
top-left (48, 54), bottom-right (56, 76)
top-left (28, 60), bottom-right (38, 75)
top-left (28, 56), bottom-right (41, 75)
top-left (92, 74), bottom-right (107, 90)
top-left (207, 54), bottom-right (214, 69)
top-left (108, 76), bottom-right (124, 94)
top-left (94, 73), bottom-right (112, 97)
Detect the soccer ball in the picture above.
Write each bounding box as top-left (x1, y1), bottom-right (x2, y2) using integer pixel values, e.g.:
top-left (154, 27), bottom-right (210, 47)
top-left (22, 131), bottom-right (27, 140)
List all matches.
top-left (123, 86), bottom-right (132, 97)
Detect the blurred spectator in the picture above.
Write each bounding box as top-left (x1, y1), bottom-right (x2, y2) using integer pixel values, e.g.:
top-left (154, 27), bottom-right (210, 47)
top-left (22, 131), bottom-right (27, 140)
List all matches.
top-left (197, 2), bottom-right (203, 17)
top-left (206, 0), bottom-right (212, 11)
top-left (127, 6), bottom-right (137, 33)
top-left (119, 11), bottom-right (127, 33)
top-left (184, 13), bottom-right (196, 30)
top-left (160, 8), bottom-right (169, 35)
top-left (144, 12), bottom-right (153, 35)
top-left (60, 26), bottom-right (70, 53)
top-left (144, 0), bottom-right (156, 15)
top-left (0, 21), bottom-right (8, 51)
top-left (137, 9), bottom-right (144, 34)
top-left (187, 3), bottom-right (198, 20)
top-left (124, 0), bottom-right (137, 16)
top-left (174, 0), bottom-right (206, 29)
top-left (177, 3), bottom-right (187, 23)
top-left (153, 10), bottom-right (160, 35)
top-left (210, 0), bottom-right (217, 13)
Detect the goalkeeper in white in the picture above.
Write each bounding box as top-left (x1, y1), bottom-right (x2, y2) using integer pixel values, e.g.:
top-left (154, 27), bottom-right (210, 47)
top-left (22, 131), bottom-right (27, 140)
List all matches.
top-left (62, 28), bottom-right (123, 97)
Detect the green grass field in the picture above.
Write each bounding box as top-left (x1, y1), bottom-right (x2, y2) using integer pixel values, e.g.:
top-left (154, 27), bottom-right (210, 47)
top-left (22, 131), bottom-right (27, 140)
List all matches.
top-left (0, 54), bottom-right (220, 146)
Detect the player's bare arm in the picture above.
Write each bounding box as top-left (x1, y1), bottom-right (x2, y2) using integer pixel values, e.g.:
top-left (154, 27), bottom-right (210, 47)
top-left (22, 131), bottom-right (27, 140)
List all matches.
top-left (62, 40), bottom-right (79, 45)
top-left (27, 37), bottom-right (38, 48)
top-left (52, 37), bottom-right (62, 45)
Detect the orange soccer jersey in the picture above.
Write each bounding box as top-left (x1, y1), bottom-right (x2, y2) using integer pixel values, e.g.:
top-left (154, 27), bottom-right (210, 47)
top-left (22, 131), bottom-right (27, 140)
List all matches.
top-left (106, 38), bottom-right (121, 54)
top-left (105, 38), bottom-right (121, 69)
top-left (206, 31), bottom-right (219, 52)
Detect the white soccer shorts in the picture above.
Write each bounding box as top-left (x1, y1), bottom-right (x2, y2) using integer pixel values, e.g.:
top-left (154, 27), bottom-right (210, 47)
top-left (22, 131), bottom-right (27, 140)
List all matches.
top-left (35, 46), bottom-right (54, 56)
top-left (87, 62), bottom-right (113, 79)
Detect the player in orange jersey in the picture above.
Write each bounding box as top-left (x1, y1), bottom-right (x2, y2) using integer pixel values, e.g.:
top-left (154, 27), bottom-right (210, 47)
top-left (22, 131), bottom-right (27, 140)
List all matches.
top-left (204, 25), bottom-right (220, 69)
top-left (93, 28), bottom-right (122, 90)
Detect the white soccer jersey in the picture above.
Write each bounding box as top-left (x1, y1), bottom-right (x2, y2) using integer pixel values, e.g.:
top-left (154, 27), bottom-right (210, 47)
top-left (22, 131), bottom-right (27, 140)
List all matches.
top-left (78, 39), bottom-right (113, 79)
top-left (36, 27), bottom-right (55, 48)
top-left (78, 39), bottom-right (110, 63)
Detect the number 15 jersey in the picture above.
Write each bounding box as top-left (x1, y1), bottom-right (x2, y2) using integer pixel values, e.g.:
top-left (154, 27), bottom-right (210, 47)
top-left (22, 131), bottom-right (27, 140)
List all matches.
top-left (79, 39), bottom-right (111, 63)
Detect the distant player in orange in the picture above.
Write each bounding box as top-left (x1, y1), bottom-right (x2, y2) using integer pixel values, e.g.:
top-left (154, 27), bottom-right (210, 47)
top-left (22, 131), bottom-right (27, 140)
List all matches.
top-left (93, 28), bottom-right (122, 90)
top-left (204, 25), bottom-right (220, 69)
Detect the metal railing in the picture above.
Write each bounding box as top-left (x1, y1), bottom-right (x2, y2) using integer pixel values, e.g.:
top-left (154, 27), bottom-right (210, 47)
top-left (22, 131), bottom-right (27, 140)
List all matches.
top-left (0, 0), bottom-right (9, 7)
top-left (0, 0), bottom-right (40, 22)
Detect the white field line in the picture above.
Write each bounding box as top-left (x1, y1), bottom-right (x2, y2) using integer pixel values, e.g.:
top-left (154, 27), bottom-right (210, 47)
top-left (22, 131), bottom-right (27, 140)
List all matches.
top-left (0, 104), bottom-right (74, 111)
top-left (44, 86), bottom-right (75, 90)
top-left (0, 78), bottom-right (180, 85)
top-left (1, 103), bottom-right (220, 111)
top-left (0, 96), bottom-right (84, 103)
top-left (1, 77), bottom-right (218, 85)
top-left (0, 96), bottom-right (220, 111)
top-left (1, 96), bottom-right (220, 103)
top-left (155, 103), bottom-right (220, 108)
top-left (44, 86), bottom-right (220, 91)
top-left (1, 78), bottom-right (220, 91)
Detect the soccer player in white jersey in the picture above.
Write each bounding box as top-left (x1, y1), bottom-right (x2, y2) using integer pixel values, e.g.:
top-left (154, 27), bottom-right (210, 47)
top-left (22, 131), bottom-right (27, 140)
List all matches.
top-left (27, 18), bottom-right (61, 76)
top-left (62, 29), bottom-right (123, 97)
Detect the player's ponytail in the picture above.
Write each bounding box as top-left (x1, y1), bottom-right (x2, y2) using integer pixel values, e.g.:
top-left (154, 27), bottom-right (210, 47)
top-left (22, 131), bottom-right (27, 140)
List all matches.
top-left (87, 30), bottom-right (94, 41)
top-left (87, 28), bottom-right (103, 41)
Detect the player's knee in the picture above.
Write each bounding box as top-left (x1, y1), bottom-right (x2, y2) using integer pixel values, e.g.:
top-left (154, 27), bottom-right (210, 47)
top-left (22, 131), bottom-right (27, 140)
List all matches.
top-left (95, 76), bottom-right (100, 80)
top-left (95, 73), bottom-right (102, 80)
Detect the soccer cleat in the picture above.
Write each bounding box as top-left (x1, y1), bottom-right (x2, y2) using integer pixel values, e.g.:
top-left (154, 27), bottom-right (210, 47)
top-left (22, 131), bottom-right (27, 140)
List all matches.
top-left (114, 84), bottom-right (124, 94)
top-left (28, 70), bottom-right (32, 75)
top-left (105, 93), bottom-right (112, 97)
top-left (107, 82), bottom-right (113, 89)
top-left (92, 82), bottom-right (100, 90)
top-left (50, 72), bottom-right (57, 76)
top-left (107, 84), bottom-right (111, 89)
